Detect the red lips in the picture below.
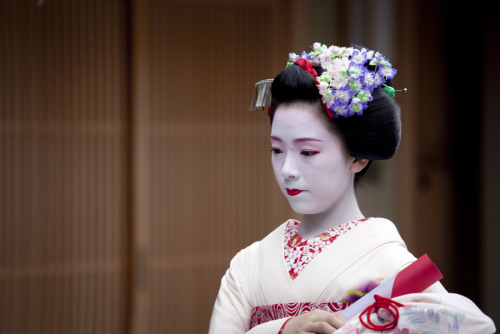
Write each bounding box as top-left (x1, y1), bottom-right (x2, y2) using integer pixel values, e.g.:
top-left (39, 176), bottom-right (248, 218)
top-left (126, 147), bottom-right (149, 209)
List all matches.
top-left (286, 188), bottom-right (303, 196)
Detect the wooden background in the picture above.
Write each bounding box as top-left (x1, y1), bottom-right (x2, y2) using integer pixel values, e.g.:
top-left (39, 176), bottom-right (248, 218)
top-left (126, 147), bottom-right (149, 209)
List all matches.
top-left (1, 0), bottom-right (498, 333)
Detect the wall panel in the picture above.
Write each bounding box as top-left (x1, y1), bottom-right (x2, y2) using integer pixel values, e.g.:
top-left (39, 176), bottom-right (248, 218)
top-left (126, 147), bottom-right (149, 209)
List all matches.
top-left (0, 1), bottom-right (130, 333)
top-left (135, 2), bottom-right (293, 332)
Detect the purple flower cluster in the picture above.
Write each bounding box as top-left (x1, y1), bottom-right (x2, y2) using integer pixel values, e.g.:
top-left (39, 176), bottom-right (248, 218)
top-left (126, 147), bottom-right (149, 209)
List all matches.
top-left (288, 43), bottom-right (398, 118)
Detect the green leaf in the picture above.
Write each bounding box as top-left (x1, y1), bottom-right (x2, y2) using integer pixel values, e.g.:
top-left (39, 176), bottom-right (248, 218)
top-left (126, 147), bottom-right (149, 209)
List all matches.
top-left (346, 289), bottom-right (366, 297)
top-left (383, 85), bottom-right (395, 97)
top-left (357, 91), bottom-right (369, 102)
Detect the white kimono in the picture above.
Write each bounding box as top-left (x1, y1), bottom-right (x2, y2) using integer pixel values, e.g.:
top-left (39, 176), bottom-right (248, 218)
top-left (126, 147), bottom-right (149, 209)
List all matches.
top-left (209, 218), bottom-right (495, 333)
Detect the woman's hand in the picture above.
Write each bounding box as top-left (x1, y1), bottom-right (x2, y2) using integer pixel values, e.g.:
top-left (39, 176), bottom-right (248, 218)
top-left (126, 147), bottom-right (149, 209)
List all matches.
top-left (282, 309), bottom-right (346, 334)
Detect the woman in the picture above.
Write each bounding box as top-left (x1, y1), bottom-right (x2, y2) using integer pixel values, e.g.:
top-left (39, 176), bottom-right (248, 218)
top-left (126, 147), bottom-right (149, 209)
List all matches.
top-left (209, 43), bottom-right (494, 334)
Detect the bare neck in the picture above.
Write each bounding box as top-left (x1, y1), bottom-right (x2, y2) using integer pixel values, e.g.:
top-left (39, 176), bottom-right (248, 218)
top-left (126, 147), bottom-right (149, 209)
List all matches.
top-left (297, 189), bottom-right (364, 239)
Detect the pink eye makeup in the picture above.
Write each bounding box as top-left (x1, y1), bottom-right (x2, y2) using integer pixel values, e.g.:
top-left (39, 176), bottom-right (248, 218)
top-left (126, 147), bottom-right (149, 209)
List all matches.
top-left (301, 150), bottom-right (320, 157)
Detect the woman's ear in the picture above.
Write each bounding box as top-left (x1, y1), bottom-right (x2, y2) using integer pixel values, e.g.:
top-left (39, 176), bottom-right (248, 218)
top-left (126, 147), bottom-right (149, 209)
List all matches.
top-left (350, 158), bottom-right (370, 173)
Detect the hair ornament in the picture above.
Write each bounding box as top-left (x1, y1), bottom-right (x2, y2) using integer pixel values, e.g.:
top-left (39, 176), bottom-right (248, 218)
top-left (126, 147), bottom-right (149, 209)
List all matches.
top-left (289, 43), bottom-right (400, 119)
top-left (383, 85), bottom-right (408, 98)
top-left (250, 79), bottom-right (273, 112)
top-left (292, 58), bottom-right (334, 118)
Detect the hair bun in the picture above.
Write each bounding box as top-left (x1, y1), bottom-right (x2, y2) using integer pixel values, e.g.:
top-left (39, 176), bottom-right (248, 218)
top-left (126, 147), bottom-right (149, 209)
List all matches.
top-left (333, 88), bottom-right (401, 160)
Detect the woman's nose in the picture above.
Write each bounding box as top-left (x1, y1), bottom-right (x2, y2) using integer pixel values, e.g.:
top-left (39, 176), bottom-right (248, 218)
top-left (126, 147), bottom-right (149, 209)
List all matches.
top-left (281, 154), bottom-right (299, 180)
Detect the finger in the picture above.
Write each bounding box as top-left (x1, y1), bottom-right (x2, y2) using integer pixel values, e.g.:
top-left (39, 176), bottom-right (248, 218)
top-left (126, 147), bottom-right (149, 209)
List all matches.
top-left (305, 321), bottom-right (336, 334)
top-left (306, 309), bottom-right (333, 321)
top-left (326, 313), bottom-right (346, 329)
top-left (306, 310), bottom-right (345, 328)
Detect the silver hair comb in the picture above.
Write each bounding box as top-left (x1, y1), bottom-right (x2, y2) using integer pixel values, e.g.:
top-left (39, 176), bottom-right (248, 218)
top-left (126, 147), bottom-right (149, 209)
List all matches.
top-left (249, 79), bottom-right (273, 111)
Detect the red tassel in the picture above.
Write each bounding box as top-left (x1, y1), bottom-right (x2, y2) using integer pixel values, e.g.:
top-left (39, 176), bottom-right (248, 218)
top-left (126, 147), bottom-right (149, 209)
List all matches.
top-left (359, 295), bottom-right (404, 331)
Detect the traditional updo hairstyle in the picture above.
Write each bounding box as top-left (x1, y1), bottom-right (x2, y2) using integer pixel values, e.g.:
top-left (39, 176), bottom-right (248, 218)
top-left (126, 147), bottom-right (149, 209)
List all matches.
top-left (269, 45), bottom-right (401, 183)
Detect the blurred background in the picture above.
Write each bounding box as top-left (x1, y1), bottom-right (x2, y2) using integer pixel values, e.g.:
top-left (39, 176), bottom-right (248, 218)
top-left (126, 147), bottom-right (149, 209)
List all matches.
top-left (1, 0), bottom-right (498, 333)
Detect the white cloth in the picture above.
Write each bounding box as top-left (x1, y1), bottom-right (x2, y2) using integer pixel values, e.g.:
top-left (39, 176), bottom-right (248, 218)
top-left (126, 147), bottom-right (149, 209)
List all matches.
top-left (336, 293), bottom-right (496, 333)
top-left (209, 218), bottom-right (475, 333)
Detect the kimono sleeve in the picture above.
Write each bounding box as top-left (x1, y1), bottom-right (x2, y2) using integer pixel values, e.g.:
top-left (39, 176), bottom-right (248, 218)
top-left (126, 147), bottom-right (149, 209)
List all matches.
top-left (210, 242), bottom-right (277, 334)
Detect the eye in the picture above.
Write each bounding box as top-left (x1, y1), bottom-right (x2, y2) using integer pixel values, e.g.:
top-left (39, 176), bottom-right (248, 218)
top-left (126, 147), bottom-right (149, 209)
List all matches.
top-left (270, 148), bottom-right (283, 155)
top-left (301, 150), bottom-right (319, 157)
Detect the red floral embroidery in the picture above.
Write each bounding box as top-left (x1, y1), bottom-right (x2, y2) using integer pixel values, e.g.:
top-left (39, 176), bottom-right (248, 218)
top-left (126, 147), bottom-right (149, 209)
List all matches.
top-left (283, 218), bottom-right (368, 279)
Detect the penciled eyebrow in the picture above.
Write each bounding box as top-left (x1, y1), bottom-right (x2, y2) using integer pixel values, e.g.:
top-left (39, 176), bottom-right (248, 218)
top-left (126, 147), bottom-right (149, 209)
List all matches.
top-left (294, 137), bottom-right (323, 143)
top-left (270, 136), bottom-right (323, 143)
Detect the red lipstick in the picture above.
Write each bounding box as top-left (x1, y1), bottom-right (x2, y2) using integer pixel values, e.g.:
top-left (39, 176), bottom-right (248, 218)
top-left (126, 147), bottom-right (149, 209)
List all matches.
top-left (286, 188), bottom-right (303, 196)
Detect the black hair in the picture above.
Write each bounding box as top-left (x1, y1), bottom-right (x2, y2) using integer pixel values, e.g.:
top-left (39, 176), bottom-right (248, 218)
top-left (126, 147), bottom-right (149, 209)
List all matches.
top-left (269, 46), bottom-right (401, 182)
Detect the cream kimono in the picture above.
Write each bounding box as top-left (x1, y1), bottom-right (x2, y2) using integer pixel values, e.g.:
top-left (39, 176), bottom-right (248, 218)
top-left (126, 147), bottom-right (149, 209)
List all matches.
top-left (209, 218), bottom-right (494, 333)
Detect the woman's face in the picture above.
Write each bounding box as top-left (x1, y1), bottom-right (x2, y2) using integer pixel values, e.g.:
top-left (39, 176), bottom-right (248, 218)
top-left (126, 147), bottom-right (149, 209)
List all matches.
top-left (270, 103), bottom-right (355, 215)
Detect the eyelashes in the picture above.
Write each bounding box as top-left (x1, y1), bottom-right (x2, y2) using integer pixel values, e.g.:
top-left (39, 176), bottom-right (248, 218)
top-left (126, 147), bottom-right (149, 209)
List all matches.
top-left (270, 148), bottom-right (319, 157)
top-left (301, 150), bottom-right (319, 157)
top-left (270, 148), bottom-right (283, 155)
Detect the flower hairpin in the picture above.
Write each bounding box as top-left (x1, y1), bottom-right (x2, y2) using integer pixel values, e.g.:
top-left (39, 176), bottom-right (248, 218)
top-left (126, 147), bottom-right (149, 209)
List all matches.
top-left (288, 43), bottom-right (401, 119)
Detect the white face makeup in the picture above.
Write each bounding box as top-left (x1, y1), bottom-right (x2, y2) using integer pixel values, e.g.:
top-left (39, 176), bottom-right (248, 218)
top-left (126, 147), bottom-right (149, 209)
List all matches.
top-left (270, 103), bottom-right (356, 216)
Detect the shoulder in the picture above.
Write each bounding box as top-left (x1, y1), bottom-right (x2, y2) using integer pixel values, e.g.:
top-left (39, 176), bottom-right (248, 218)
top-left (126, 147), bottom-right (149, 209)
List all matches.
top-left (351, 217), bottom-right (405, 243)
top-left (345, 217), bottom-right (415, 272)
top-left (228, 220), bottom-right (290, 272)
top-left (229, 240), bottom-right (260, 270)
top-left (364, 217), bottom-right (399, 229)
